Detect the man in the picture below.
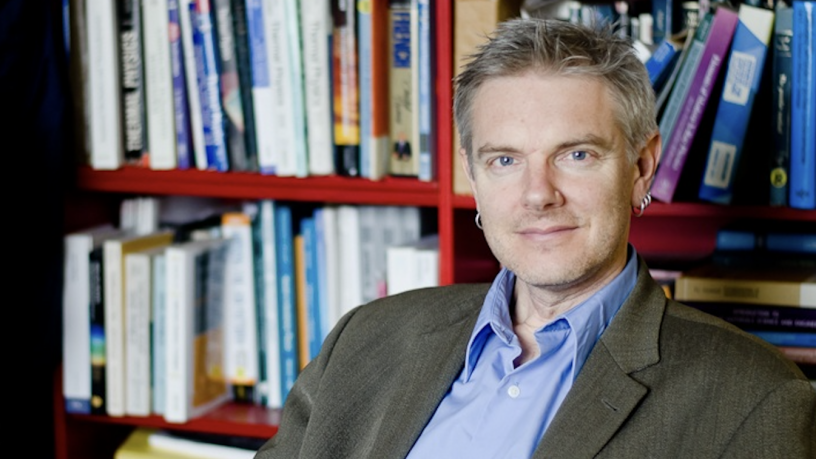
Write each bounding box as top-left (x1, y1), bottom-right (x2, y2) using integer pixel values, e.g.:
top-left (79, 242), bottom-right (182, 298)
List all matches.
top-left (255, 18), bottom-right (815, 459)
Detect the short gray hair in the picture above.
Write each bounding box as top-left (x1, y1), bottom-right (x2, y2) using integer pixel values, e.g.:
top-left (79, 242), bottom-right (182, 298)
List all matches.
top-left (453, 18), bottom-right (657, 167)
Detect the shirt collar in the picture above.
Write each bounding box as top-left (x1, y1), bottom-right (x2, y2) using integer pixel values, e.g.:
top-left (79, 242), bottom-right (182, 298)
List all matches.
top-left (464, 245), bottom-right (639, 380)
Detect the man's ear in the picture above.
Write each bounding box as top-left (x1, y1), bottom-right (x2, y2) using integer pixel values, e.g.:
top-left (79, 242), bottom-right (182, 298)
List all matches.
top-left (632, 132), bottom-right (661, 207)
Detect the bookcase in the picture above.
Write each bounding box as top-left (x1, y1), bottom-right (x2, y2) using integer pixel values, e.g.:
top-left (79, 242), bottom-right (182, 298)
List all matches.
top-left (51, 1), bottom-right (815, 458)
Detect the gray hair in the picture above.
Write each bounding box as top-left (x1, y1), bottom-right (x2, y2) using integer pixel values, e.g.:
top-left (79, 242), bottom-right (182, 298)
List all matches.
top-left (453, 18), bottom-right (657, 167)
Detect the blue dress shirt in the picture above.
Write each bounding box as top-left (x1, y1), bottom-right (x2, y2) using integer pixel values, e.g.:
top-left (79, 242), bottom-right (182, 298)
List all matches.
top-left (406, 247), bottom-right (639, 458)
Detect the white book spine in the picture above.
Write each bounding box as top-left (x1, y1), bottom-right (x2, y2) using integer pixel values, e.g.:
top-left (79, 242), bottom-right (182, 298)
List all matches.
top-left (264, 0), bottom-right (300, 176)
top-left (386, 244), bottom-right (416, 296)
top-left (124, 252), bottom-right (152, 416)
top-left (103, 240), bottom-right (125, 417)
top-left (151, 252), bottom-right (167, 415)
top-left (337, 205), bottom-right (363, 315)
top-left (320, 206), bottom-right (342, 332)
top-left (245, 0), bottom-right (278, 175)
top-left (285, 0), bottom-right (309, 177)
top-left (259, 201), bottom-right (283, 408)
top-left (86, 0), bottom-right (124, 169)
top-left (62, 234), bottom-right (93, 413)
top-left (417, 0), bottom-right (432, 181)
top-left (179, 0), bottom-right (208, 169)
top-left (222, 215), bottom-right (260, 390)
top-left (164, 246), bottom-right (192, 423)
top-left (301, 0), bottom-right (334, 176)
top-left (143, 0), bottom-right (178, 169)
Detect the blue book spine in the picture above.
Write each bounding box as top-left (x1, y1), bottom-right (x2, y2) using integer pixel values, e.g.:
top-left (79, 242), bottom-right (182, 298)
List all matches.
top-left (313, 207), bottom-right (330, 343)
top-left (699, 5), bottom-right (775, 205)
top-left (244, 0), bottom-right (275, 175)
top-left (302, 216), bottom-right (322, 361)
top-left (274, 204), bottom-right (297, 402)
top-left (746, 330), bottom-right (816, 347)
top-left (646, 38), bottom-right (681, 88)
top-left (770, 6), bottom-right (793, 207)
top-left (652, 0), bottom-right (679, 43)
top-left (192, 0), bottom-right (229, 171)
top-left (358, 2), bottom-right (372, 179)
top-left (790, 1), bottom-right (816, 209)
top-left (716, 228), bottom-right (816, 254)
top-left (417, 0), bottom-right (433, 182)
top-left (249, 208), bottom-right (268, 406)
top-left (169, 0), bottom-right (193, 170)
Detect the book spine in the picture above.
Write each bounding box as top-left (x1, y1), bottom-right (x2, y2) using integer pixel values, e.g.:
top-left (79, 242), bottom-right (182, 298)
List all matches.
top-left (193, 0), bottom-right (230, 171)
top-left (231, 0), bottom-right (259, 172)
top-left (294, 232), bottom-right (309, 370)
top-left (124, 253), bottom-right (151, 416)
top-left (143, 0), bottom-right (179, 170)
top-left (646, 38), bottom-right (680, 87)
top-left (169, 0), bottom-right (193, 170)
top-left (790, 1), bottom-right (816, 210)
top-left (332, 0), bottom-right (361, 177)
top-left (62, 235), bottom-right (92, 414)
top-left (417, 0), bottom-right (432, 182)
top-left (770, 6), bottom-right (794, 207)
top-left (244, 0), bottom-right (277, 174)
top-left (358, 0), bottom-right (373, 179)
top-left (651, 0), bottom-right (679, 44)
top-left (777, 346), bottom-right (816, 365)
top-left (746, 330), bottom-right (816, 347)
top-left (164, 246), bottom-right (191, 423)
top-left (698, 5), bottom-right (775, 205)
top-left (313, 207), bottom-right (331, 344)
top-left (301, 0), bottom-right (334, 176)
top-left (118, 0), bottom-right (147, 165)
top-left (285, 0), bottom-right (309, 178)
top-left (103, 241), bottom-right (125, 417)
top-left (674, 275), bottom-right (816, 308)
top-left (388, 0), bottom-right (416, 177)
top-left (652, 7), bottom-right (739, 203)
top-left (212, 0), bottom-right (248, 171)
top-left (179, 0), bottom-right (208, 169)
top-left (258, 200), bottom-right (282, 408)
top-left (686, 301), bottom-right (816, 332)
top-left (151, 252), bottom-right (167, 415)
top-left (89, 246), bottom-right (107, 415)
top-left (275, 205), bottom-right (298, 402)
top-left (86, 0), bottom-right (125, 169)
top-left (337, 205), bottom-right (363, 316)
top-left (302, 216), bottom-right (323, 363)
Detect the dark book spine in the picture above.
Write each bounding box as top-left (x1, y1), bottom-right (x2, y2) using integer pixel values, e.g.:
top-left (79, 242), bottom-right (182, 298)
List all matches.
top-left (687, 301), bottom-right (816, 333)
top-left (118, 0), bottom-right (147, 164)
top-left (332, 0), bottom-right (361, 177)
top-left (89, 246), bottom-right (107, 415)
top-left (230, 0), bottom-right (258, 172)
top-left (169, 0), bottom-right (194, 170)
top-left (770, 6), bottom-right (793, 207)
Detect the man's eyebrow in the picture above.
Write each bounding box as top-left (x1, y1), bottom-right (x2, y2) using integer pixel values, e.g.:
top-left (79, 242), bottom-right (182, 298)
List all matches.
top-left (475, 135), bottom-right (614, 157)
top-left (474, 143), bottom-right (523, 157)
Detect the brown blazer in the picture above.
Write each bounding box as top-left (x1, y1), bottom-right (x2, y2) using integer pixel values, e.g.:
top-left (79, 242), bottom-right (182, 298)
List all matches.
top-left (255, 257), bottom-right (816, 458)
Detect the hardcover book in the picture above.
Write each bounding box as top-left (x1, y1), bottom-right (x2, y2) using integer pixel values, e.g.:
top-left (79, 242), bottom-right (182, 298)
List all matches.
top-left (685, 301), bottom-right (816, 332)
top-left (179, 0), bottom-right (208, 169)
top-left (143, 0), bottom-right (178, 170)
top-left (274, 204), bottom-right (298, 403)
top-left (244, 0), bottom-right (277, 174)
top-left (770, 4), bottom-right (793, 207)
top-left (118, 0), bottom-right (147, 165)
top-left (388, 0), bottom-right (420, 177)
top-left (168, 0), bottom-right (193, 169)
top-left (301, 0), bottom-right (335, 176)
top-left (652, 6), bottom-right (739, 203)
top-left (790, 1), bottom-right (816, 209)
top-left (358, 0), bottom-right (391, 181)
top-left (698, 4), bottom-right (775, 205)
top-left (332, 0), bottom-right (362, 177)
top-left (229, 0), bottom-right (259, 171)
top-left (417, 0), bottom-right (434, 181)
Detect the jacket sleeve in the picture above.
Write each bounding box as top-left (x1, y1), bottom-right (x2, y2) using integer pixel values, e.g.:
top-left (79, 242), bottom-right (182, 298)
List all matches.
top-left (254, 307), bottom-right (360, 459)
top-left (721, 378), bottom-right (816, 458)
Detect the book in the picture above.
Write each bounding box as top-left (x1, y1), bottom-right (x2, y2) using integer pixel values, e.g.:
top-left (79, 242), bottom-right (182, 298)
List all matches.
top-left (244, 0), bottom-right (277, 174)
top-left (179, 0), bottom-right (208, 169)
top-left (265, 0), bottom-right (309, 178)
top-left (713, 221), bottom-right (816, 255)
top-left (250, 200), bottom-right (282, 408)
top-left (386, 233), bottom-right (439, 295)
top-left (388, 0), bottom-right (420, 177)
top-left (651, 6), bottom-right (739, 203)
top-left (89, 246), bottom-right (107, 415)
top-left (316, 206), bottom-right (342, 333)
top-left (301, 215), bottom-right (323, 364)
top-left (652, 0), bottom-right (682, 44)
top-left (143, 0), bottom-right (178, 170)
top-left (777, 346), bottom-right (816, 365)
top-left (417, 0), bottom-right (433, 182)
top-left (451, 0), bottom-right (523, 195)
top-left (301, 0), bottom-right (335, 176)
top-left (645, 36), bottom-right (684, 94)
top-left (115, 428), bottom-right (257, 459)
top-left (168, 0), bottom-right (194, 169)
top-left (274, 204), bottom-right (298, 403)
top-left (118, 0), bottom-right (147, 165)
top-left (164, 237), bottom-right (230, 423)
top-left (655, 15), bottom-right (713, 126)
top-left (104, 230), bottom-right (175, 417)
top-left (293, 230), bottom-right (309, 370)
top-left (62, 224), bottom-right (123, 414)
top-left (193, 0), bottom-right (230, 171)
top-left (332, 0), bottom-right (362, 177)
top-left (337, 205), bottom-right (363, 316)
top-left (124, 246), bottom-right (169, 416)
top-left (790, 1), bottom-right (816, 210)
top-left (684, 301), bottom-right (816, 332)
top-left (745, 330), bottom-right (816, 348)
top-left (151, 249), bottom-right (168, 415)
top-left (358, 0), bottom-right (391, 181)
top-left (86, 0), bottom-right (125, 169)
top-left (674, 263), bottom-right (816, 308)
top-left (221, 212), bottom-right (259, 403)
top-left (698, 4), bottom-right (775, 205)
top-left (229, 0), bottom-right (258, 171)
top-left (211, 0), bottom-right (249, 172)
top-left (770, 4), bottom-right (793, 207)
top-left (358, 205), bottom-right (384, 304)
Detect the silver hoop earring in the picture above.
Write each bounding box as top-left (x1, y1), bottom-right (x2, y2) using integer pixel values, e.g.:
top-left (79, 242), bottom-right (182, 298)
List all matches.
top-left (632, 191), bottom-right (652, 217)
top-left (475, 212), bottom-right (483, 230)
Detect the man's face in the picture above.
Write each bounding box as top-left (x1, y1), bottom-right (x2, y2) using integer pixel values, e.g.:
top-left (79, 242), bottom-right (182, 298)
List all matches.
top-left (463, 72), bottom-right (643, 293)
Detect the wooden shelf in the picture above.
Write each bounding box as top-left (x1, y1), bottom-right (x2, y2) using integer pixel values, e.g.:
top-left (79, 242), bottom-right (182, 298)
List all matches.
top-left (76, 166), bottom-right (440, 207)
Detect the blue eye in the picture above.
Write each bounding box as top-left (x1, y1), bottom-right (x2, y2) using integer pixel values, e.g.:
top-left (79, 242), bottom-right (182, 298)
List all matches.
top-left (571, 151), bottom-right (588, 161)
top-left (498, 156), bottom-right (514, 166)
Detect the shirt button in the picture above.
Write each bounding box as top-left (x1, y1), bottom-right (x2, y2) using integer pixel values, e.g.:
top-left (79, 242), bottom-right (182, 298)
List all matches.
top-left (508, 385), bottom-right (521, 398)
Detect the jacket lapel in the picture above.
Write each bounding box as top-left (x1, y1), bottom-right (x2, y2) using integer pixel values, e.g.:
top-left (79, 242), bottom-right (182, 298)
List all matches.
top-left (367, 285), bottom-right (488, 458)
top-left (533, 258), bottom-right (667, 458)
